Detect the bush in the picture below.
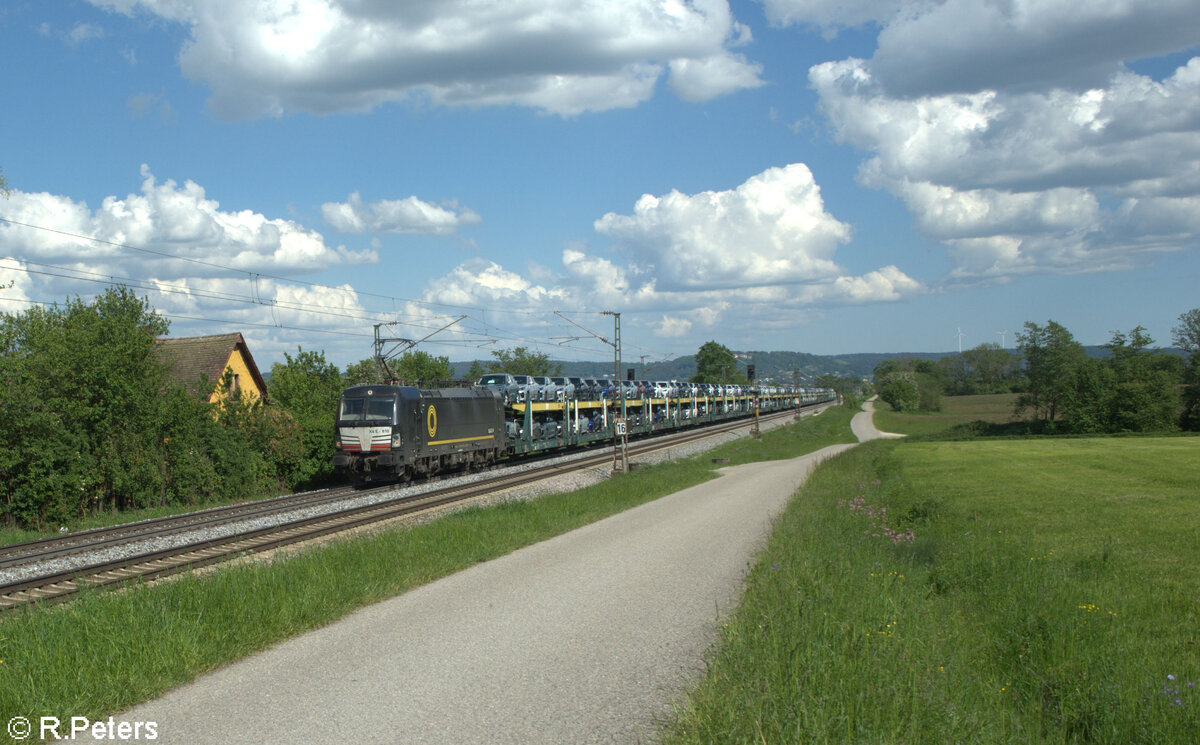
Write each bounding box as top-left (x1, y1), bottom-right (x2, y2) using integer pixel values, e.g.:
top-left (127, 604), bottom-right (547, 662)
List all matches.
top-left (878, 373), bottom-right (919, 412)
top-left (0, 288), bottom-right (302, 529)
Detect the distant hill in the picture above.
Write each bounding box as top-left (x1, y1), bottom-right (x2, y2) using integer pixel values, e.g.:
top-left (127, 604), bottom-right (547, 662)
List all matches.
top-left (452, 350), bottom-right (957, 383)
top-left (452, 345), bottom-right (1185, 383)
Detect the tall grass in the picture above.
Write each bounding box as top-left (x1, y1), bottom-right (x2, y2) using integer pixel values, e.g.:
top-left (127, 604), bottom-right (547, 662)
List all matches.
top-left (663, 437), bottom-right (1200, 744)
top-left (715, 405), bottom-right (857, 466)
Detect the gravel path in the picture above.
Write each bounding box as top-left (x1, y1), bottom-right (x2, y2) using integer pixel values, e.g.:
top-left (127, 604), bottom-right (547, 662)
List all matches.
top-left (852, 397), bottom-right (905, 442)
top-left (116, 442), bottom-right (855, 745)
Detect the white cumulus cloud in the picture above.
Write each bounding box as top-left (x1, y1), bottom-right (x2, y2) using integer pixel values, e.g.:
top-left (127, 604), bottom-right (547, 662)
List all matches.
top-left (89, 0), bottom-right (764, 119)
top-left (0, 165), bottom-right (374, 274)
top-left (411, 164), bottom-right (923, 349)
top-left (0, 167), bottom-right (377, 345)
top-left (322, 192), bottom-right (481, 235)
top-left (806, 3), bottom-right (1200, 281)
top-left (594, 163), bottom-right (852, 291)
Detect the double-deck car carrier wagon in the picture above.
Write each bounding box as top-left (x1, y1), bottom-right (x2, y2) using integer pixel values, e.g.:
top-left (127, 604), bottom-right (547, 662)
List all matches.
top-left (333, 381), bottom-right (836, 483)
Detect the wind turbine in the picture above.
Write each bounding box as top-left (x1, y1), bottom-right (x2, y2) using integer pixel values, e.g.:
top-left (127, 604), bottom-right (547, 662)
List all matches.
top-left (956, 327), bottom-right (966, 353)
top-left (997, 330), bottom-right (1008, 348)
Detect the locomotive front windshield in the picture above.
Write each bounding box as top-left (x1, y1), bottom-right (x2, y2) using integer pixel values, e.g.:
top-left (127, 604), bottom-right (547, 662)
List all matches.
top-left (338, 395), bottom-right (396, 423)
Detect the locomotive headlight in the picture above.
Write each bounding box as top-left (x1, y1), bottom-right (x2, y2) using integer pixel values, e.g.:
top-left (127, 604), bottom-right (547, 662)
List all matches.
top-left (392, 432), bottom-right (402, 447)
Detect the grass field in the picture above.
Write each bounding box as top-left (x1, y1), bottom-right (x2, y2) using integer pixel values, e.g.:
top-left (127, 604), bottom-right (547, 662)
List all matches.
top-left (0, 405), bottom-right (857, 736)
top-left (661, 435), bottom-right (1200, 744)
top-left (871, 392), bottom-right (1020, 437)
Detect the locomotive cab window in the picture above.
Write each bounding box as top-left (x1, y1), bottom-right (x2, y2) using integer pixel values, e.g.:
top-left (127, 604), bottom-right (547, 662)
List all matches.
top-left (339, 396), bottom-right (396, 423)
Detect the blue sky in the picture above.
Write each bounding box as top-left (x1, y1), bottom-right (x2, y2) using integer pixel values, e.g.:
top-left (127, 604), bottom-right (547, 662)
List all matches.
top-left (2, 0), bottom-right (1198, 371)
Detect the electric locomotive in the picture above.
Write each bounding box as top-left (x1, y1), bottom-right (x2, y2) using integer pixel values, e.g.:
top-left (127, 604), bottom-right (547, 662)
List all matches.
top-left (332, 384), bottom-right (505, 482)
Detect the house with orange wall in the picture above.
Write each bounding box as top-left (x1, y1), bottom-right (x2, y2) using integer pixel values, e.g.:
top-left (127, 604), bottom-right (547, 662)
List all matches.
top-left (155, 332), bottom-right (268, 404)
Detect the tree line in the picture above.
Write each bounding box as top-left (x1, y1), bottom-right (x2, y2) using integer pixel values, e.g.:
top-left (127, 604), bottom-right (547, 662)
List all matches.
top-left (874, 311), bottom-right (1200, 434)
top-left (0, 289), bottom-right (303, 529)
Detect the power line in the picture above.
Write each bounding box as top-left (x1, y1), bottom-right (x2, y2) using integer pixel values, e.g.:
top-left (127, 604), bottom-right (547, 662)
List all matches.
top-left (0, 294), bottom-right (375, 339)
top-left (0, 216), bottom-right (486, 315)
top-left (0, 216), bottom-right (683, 359)
top-left (0, 257), bottom-right (466, 332)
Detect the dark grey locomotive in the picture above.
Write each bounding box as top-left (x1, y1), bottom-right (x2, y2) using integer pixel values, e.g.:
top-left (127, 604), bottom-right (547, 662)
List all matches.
top-left (332, 385), bottom-right (505, 482)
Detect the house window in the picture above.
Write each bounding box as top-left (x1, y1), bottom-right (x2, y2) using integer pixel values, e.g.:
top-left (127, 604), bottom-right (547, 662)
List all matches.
top-left (231, 373), bottom-right (240, 394)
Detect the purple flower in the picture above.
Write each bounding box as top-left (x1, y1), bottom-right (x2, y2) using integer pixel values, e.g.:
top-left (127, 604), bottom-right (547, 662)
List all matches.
top-left (1168, 674), bottom-right (1176, 681)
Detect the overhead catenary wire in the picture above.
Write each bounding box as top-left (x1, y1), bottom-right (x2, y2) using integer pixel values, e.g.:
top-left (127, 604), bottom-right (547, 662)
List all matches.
top-left (0, 215), bottom-right (679, 361)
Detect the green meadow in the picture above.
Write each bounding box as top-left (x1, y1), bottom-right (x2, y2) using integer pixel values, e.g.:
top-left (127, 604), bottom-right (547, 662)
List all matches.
top-left (662, 435), bottom-right (1200, 744)
top-left (872, 392), bottom-right (1020, 436)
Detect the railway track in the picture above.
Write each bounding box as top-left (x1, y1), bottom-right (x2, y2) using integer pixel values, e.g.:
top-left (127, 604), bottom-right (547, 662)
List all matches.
top-left (0, 406), bottom-right (813, 612)
top-left (0, 485), bottom-right (378, 569)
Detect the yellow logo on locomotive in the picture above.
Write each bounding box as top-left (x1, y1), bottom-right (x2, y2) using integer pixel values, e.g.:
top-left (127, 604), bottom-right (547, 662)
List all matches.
top-left (426, 404), bottom-right (438, 439)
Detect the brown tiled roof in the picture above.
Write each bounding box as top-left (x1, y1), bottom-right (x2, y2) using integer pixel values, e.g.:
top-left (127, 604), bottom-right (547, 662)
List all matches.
top-left (154, 332), bottom-right (268, 400)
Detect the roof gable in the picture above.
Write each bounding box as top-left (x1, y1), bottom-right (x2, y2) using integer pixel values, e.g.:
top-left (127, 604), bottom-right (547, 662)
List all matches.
top-left (155, 333), bottom-right (268, 400)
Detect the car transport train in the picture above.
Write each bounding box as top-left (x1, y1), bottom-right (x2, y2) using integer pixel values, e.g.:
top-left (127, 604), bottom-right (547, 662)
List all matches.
top-left (332, 376), bottom-right (836, 483)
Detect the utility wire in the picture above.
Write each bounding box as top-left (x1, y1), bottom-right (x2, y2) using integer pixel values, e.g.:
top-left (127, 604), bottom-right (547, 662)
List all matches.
top-left (0, 216), bottom-right (677, 359)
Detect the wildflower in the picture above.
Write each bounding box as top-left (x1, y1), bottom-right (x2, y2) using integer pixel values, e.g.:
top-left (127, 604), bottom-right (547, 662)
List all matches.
top-left (1168, 674), bottom-right (1176, 681)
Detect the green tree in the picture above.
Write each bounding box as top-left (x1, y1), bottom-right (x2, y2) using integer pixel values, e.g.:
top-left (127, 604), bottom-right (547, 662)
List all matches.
top-left (873, 358), bottom-right (938, 411)
top-left (937, 353), bottom-right (975, 395)
top-left (877, 372), bottom-right (919, 412)
top-left (816, 373), bottom-right (864, 401)
top-left (465, 359), bottom-right (487, 381)
top-left (268, 348), bottom-right (344, 487)
top-left (0, 288), bottom-right (173, 525)
top-left (1014, 320), bottom-right (1086, 425)
top-left (873, 358), bottom-right (902, 380)
top-left (1060, 326), bottom-right (1178, 433)
top-left (1174, 308), bottom-right (1200, 353)
top-left (388, 350), bottom-right (454, 383)
top-left (344, 357), bottom-right (384, 386)
top-left (1174, 308), bottom-right (1200, 430)
top-left (940, 343), bottom-right (1019, 395)
top-left (691, 341), bottom-right (746, 384)
top-left (1106, 327), bottom-right (1179, 432)
top-left (915, 371), bottom-right (942, 411)
top-left (488, 346), bottom-right (561, 376)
